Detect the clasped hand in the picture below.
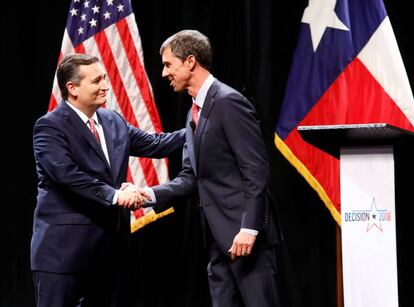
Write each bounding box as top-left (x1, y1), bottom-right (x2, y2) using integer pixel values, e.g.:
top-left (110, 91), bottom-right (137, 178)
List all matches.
top-left (116, 183), bottom-right (151, 210)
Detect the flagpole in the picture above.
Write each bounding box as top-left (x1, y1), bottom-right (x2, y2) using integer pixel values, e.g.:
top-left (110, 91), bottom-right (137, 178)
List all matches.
top-left (336, 225), bottom-right (343, 307)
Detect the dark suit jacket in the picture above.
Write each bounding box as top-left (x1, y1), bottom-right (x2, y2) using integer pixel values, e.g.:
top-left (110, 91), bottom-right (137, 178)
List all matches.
top-left (31, 101), bottom-right (185, 273)
top-left (153, 80), bottom-right (280, 255)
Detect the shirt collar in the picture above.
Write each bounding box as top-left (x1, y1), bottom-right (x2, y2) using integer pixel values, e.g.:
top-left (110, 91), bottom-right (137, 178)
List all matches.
top-left (193, 74), bottom-right (215, 109)
top-left (66, 100), bottom-right (99, 125)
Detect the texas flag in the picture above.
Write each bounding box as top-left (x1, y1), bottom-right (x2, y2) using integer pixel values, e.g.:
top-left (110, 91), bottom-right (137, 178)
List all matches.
top-left (275, 0), bottom-right (414, 224)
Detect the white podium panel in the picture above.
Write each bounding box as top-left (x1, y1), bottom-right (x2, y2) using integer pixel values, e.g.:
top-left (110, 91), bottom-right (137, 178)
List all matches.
top-left (341, 146), bottom-right (398, 307)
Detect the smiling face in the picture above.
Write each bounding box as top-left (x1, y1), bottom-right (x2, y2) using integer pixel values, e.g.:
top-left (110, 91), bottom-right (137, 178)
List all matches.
top-left (161, 46), bottom-right (192, 92)
top-left (67, 62), bottom-right (109, 114)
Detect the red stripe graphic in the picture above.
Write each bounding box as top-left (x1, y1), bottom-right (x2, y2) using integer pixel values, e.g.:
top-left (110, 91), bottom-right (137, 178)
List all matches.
top-left (301, 58), bottom-right (414, 130)
top-left (75, 44), bottom-right (86, 54)
top-left (48, 95), bottom-right (58, 112)
top-left (94, 28), bottom-right (159, 186)
top-left (116, 18), bottom-right (163, 133)
top-left (287, 58), bottom-right (414, 214)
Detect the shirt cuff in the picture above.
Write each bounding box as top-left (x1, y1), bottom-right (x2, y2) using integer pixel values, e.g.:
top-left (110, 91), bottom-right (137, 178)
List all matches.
top-left (112, 189), bottom-right (119, 205)
top-left (240, 228), bottom-right (258, 236)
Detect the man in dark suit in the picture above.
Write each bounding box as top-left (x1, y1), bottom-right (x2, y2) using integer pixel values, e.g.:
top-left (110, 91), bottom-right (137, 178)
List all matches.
top-left (145, 30), bottom-right (282, 307)
top-left (31, 54), bottom-right (185, 307)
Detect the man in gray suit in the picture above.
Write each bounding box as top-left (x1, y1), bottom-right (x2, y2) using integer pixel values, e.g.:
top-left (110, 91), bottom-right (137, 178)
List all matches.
top-left (145, 30), bottom-right (282, 307)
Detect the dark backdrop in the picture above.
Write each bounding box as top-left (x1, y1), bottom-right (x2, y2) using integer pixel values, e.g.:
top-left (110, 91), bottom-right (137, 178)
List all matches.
top-left (1, 1), bottom-right (413, 306)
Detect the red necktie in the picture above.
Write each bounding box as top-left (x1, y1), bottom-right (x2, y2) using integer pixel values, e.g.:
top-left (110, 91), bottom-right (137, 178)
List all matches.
top-left (88, 118), bottom-right (101, 144)
top-left (192, 103), bottom-right (200, 128)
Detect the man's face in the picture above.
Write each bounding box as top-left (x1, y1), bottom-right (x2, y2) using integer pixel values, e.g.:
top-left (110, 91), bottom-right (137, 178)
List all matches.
top-left (161, 46), bottom-right (191, 92)
top-left (71, 62), bottom-right (109, 109)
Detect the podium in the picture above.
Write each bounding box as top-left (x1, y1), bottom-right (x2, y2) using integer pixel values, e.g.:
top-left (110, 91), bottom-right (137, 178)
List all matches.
top-left (298, 123), bottom-right (413, 307)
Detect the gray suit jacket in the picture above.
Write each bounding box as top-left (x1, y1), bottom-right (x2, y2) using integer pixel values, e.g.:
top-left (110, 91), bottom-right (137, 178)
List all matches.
top-left (153, 80), bottom-right (280, 254)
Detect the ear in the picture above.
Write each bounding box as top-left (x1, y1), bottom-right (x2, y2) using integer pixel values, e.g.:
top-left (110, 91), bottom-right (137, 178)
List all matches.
top-left (186, 55), bottom-right (196, 70)
top-left (66, 81), bottom-right (78, 98)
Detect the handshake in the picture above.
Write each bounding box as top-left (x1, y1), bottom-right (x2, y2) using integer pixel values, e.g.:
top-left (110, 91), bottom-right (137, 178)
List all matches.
top-left (116, 183), bottom-right (152, 210)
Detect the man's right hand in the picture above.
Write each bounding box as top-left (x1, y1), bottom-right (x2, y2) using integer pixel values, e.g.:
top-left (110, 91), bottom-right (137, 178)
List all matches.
top-left (116, 185), bottom-right (150, 210)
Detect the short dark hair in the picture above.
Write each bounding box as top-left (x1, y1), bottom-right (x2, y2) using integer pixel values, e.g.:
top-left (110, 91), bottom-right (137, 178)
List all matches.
top-left (160, 30), bottom-right (213, 71)
top-left (57, 54), bottom-right (100, 100)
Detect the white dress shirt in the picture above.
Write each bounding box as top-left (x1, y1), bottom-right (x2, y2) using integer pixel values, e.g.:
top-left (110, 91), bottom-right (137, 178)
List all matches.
top-left (66, 101), bottom-right (118, 204)
top-left (146, 75), bottom-right (258, 236)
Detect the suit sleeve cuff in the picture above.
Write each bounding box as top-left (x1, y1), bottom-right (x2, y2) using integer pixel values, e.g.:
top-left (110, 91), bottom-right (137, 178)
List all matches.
top-left (143, 187), bottom-right (156, 204)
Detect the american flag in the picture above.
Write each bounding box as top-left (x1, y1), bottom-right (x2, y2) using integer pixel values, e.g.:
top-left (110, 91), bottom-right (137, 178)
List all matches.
top-left (275, 0), bottom-right (414, 224)
top-left (49, 0), bottom-right (174, 232)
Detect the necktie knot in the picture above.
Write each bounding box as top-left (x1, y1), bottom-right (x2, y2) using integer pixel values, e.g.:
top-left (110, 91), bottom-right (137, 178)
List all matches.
top-left (192, 103), bottom-right (200, 128)
top-left (88, 118), bottom-right (101, 144)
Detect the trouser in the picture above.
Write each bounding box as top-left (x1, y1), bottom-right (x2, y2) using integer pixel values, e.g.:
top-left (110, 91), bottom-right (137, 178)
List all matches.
top-left (32, 267), bottom-right (121, 307)
top-left (207, 240), bottom-right (281, 307)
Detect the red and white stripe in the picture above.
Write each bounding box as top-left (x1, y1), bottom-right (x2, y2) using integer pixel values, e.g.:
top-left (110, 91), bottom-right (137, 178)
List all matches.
top-left (49, 14), bottom-right (170, 230)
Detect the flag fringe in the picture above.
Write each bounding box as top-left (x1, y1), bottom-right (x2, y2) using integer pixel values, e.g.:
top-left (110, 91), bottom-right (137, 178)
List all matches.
top-left (131, 207), bottom-right (175, 233)
top-left (274, 133), bottom-right (341, 226)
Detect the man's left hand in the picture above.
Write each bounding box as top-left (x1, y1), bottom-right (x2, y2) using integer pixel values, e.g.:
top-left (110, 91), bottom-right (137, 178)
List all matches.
top-left (228, 231), bottom-right (256, 261)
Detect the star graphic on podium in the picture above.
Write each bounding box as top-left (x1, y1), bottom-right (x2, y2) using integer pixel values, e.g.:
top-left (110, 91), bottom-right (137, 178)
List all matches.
top-left (366, 197), bottom-right (383, 232)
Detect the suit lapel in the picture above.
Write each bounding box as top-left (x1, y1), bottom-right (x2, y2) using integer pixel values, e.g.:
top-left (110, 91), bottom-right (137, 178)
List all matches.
top-left (185, 110), bottom-right (197, 175)
top-left (97, 109), bottom-right (117, 177)
top-left (61, 102), bottom-right (111, 171)
top-left (194, 81), bottom-right (219, 165)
